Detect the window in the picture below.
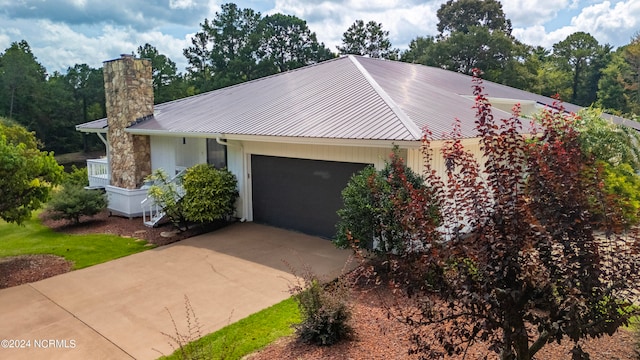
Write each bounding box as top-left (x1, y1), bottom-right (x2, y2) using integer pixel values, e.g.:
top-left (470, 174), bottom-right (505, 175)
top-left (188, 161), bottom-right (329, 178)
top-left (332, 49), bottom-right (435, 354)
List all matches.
top-left (207, 139), bottom-right (227, 169)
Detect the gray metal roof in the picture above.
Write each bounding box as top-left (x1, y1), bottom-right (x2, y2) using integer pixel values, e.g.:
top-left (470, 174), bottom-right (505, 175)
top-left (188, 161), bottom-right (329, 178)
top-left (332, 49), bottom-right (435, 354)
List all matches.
top-left (77, 55), bottom-right (640, 140)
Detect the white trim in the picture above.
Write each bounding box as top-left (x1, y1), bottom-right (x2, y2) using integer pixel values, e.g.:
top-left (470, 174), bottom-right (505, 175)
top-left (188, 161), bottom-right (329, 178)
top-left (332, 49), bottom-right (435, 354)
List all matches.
top-left (124, 129), bottom-right (425, 148)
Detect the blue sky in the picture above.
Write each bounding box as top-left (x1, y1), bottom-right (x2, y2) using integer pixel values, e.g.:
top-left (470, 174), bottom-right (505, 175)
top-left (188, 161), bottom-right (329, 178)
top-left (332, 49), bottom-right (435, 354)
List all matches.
top-left (1, 0), bottom-right (638, 74)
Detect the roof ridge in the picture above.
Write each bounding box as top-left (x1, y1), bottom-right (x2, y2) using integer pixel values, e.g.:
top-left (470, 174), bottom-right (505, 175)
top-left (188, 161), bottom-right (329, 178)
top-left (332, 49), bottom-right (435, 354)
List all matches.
top-left (347, 56), bottom-right (422, 140)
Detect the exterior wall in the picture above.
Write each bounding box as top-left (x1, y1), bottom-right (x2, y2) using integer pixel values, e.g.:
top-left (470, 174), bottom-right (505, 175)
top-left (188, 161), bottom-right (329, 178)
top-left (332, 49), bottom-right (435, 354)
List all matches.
top-left (104, 54), bottom-right (153, 189)
top-left (176, 137), bottom-right (206, 169)
top-left (242, 141), bottom-right (396, 170)
top-left (241, 141), bottom-right (400, 221)
top-left (150, 136), bottom-right (176, 175)
top-left (406, 140), bottom-right (484, 180)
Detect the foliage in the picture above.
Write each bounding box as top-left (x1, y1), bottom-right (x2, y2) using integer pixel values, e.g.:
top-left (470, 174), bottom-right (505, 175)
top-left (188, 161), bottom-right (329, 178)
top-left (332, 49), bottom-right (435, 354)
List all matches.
top-left (336, 20), bottom-right (398, 59)
top-left (182, 164), bottom-right (238, 223)
top-left (0, 119), bottom-right (64, 224)
top-left (0, 212), bottom-right (150, 269)
top-left (46, 185), bottom-right (107, 224)
top-left (552, 31), bottom-right (610, 106)
top-left (184, 3), bottom-right (332, 93)
top-left (335, 148), bottom-right (440, 255)
top-left (600, 162), bottom-right (640, 225)
top-left (159, 297), bottom-right (300, 360)
top-left (137, 43), bottom-right (189, 104)
top-left (381, 74), bottom-right (640, 360)
top-left (573, 108), bottom-right (640, 226)
top-left (0, 40), bottom-right (46, 122)
top-left (289, 266), bottom-right (353, 346)
top-left (146, 168), bottom-right (188, 230)
top-left (256, 13), bottom-right (334, 73)
top-left (436, 0), bottom-right (512, 36)
top-left (432, 26), bottom-right (519, 77)
top-left (63, 165), bottom-right (89, 187)
top-left (400, 36), bottom-right (438, 64)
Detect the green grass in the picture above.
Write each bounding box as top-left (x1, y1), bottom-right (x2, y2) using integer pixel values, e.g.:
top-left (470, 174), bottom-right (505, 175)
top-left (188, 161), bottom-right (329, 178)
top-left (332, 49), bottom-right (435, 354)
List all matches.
top-left (0, 213), bottom-right (151, 269)
top-left (159, 297), bottom-right (300, 360)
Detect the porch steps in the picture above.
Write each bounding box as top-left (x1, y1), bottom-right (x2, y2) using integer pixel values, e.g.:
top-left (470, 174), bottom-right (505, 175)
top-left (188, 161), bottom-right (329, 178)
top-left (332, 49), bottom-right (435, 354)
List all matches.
top-left (141, 169), bottom-right (186, 228)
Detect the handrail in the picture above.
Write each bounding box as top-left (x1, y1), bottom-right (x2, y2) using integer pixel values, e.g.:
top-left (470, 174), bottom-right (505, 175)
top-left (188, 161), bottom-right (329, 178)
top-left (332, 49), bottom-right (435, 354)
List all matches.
top-left (141, 168), bottom-right (187, 227)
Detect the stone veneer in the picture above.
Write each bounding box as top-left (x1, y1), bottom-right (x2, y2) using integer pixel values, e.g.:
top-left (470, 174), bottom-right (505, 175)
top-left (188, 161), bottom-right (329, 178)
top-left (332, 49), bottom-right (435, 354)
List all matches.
top-left (104, 54), bottom-right (153, 189)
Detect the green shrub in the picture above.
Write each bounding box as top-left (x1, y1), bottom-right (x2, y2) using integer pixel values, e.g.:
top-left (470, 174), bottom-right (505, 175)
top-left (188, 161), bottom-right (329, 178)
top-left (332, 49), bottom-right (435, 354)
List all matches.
top-left (335, 147), bottom-right (438, 254)
top-left (63, 165), bottom-right (89, 187)
top-left (292, 276), bottom-right (353, 346)
top-left (46, 185), bottom-right (107, 224)
top-left (335, 166), bottom-right (378, 250)
top-left (602, 162), bottom-right (640, 226)
top-left (182, 164), bottom-right (239, 223)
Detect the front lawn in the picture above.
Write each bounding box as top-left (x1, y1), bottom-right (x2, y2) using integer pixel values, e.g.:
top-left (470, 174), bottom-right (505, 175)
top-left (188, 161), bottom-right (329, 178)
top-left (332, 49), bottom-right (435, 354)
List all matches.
top-left (0, 213), bottom-right (151, 269)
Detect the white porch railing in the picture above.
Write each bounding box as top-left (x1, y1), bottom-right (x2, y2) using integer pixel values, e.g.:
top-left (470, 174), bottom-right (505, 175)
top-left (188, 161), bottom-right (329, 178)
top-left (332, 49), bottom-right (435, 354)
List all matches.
top-left (141, 169), bottom-right (187, 227)
top-left (87, 158), bottom-right (109, 189)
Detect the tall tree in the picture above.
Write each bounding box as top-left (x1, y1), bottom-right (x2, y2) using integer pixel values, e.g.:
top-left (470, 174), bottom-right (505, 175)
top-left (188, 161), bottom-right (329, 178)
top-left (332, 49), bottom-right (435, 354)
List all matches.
top-left (136, 43), bottom-right (186, 104)
top-left (552, 32), bottom-right (609, 106)
top-left (406, 0), bottom-right (527, 86)
top-left (337, 20), bottom-right (398, 59)
top-left (436, 0), bottom-right (512, 36)
top-left (597, 50), bottom-right (632, 113)
top-left (400, 36), bottom-right (437, 64)
top-left (65, 64), bottom-right (105, 122)
top-left (256, 13), bottom-right (334, 73)
top-left (433, 26), bottom-right (517, 78)
top-left (0, 41), bottom-right (46, 125)
top-left (183, 27), bottom-right (214, 92)
top-left (622, 33), bottom-right (640, 114)
top-left (208, 3), bottom-right (262, 88)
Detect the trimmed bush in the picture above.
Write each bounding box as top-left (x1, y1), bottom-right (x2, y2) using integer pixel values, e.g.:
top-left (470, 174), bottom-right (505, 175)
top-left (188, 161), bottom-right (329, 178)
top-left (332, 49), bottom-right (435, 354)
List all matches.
top-left (335, 147), bottom-right (439, 254)
top-left (182, 164), bottom-right (239, 223)
top-left (46, 185), bottom-right (107, 224)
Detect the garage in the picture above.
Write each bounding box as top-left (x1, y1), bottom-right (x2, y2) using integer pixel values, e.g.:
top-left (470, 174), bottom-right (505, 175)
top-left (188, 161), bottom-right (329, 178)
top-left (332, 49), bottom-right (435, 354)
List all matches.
top-left (251, 155), bottom-right (370, 239)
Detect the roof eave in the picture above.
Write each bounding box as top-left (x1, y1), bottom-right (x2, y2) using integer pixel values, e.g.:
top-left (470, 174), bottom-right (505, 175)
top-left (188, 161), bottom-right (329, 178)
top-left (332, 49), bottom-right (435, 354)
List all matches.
top-left (75, 126), bottom-right (107, 134)
top-left (125, 128), bottom-right (424, 148)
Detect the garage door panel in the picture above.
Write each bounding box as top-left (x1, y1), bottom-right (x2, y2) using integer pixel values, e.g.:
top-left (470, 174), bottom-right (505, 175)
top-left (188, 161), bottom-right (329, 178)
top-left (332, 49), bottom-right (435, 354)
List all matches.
top-left (251, 155), bottom-right (369, 239)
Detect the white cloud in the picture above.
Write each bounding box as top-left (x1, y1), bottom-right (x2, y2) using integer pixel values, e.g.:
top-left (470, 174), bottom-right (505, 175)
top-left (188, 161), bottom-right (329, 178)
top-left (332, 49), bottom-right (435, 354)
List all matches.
top-left (273, 0), bottom-right (440, 52)
top-left (502, 0), bottom-right (571, 27)
top-left (570, 0), bottom-right (640, 45)
top-left (170, 0), bottom-right (196, 10)
top-left (512, 24), bottom-right (579, 48)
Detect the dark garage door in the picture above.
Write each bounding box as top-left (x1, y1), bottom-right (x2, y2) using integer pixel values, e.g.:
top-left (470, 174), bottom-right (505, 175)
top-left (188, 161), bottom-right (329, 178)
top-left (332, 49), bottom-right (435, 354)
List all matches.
top-left (251, 155), bottom-right (369, 239)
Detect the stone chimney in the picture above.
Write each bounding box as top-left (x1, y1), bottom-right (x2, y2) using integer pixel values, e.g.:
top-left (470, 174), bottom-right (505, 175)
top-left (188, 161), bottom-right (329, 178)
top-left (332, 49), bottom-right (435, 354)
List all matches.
top-left (103, 54), bottom-right (153, 189)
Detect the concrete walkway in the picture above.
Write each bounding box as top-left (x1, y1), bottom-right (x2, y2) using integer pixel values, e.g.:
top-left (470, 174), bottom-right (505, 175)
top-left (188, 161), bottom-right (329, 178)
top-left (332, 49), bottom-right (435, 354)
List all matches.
top-left (0, 223), bottom-right (353, 360)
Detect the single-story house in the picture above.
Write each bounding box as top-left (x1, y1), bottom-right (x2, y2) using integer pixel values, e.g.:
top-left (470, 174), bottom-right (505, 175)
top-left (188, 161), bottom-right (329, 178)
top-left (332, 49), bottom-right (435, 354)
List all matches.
top-left (76, 54), bottom-right (638, 239)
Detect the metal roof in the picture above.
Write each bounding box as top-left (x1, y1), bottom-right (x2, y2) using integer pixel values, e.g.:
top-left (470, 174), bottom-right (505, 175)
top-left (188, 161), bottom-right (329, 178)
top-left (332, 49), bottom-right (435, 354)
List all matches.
top-left (77, 55), bottom-right (640, 140)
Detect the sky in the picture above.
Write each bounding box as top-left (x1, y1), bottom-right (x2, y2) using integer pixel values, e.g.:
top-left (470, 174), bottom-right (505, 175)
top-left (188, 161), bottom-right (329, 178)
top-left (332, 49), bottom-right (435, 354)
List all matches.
top-left (0, 0), bottom-right (639, 75)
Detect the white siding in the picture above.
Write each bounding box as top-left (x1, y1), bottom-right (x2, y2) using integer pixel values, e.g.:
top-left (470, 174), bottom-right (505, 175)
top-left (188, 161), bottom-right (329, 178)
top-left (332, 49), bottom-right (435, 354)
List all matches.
top-left (150, 136), bottom-right (176, 175)
top-left (176, 137), bottom-right (206, 169)
top-left (242, 141), bottom-right (397, 170)
top-left (406, 140), bottom-right (484, 181)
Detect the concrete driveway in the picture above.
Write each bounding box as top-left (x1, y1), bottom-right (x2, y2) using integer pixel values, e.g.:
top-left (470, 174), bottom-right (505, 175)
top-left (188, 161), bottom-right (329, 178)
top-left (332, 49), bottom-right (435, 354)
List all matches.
top-left (0, 223), bottom-right (353, 359)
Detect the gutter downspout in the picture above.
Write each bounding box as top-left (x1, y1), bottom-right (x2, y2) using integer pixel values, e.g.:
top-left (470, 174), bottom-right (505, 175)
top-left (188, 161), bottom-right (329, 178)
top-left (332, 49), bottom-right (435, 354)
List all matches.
top-left (216, 136), bottom-right (247, 222)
